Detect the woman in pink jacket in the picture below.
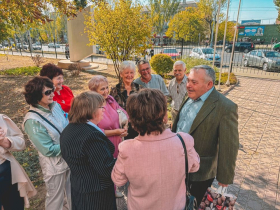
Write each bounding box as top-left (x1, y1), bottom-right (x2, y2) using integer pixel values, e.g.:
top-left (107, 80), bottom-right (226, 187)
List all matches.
top-left (111, 89), bottom-right (200, 210)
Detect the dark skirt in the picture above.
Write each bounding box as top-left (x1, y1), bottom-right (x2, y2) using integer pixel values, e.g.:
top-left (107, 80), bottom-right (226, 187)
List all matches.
top-left (72, 185), bottom-right (117, 210)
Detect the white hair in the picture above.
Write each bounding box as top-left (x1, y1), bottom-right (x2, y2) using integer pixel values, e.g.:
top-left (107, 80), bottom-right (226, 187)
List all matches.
top-left (173, 60), bottom-right (186, 70)
top-left (88, 75), bottom-right (108, 91)
top-left (120, 61), bottom-right (136, 74)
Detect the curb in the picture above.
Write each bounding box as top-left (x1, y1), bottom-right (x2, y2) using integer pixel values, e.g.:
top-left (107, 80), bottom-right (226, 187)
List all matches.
top-left (222, 79), bottom-right (239, 95)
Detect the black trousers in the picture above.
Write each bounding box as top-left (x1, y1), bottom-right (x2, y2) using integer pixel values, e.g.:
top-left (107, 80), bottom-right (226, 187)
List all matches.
top-left (0, 160), bottom-right (24, 210)
top-left (188, 178), bottom-right (214, 207)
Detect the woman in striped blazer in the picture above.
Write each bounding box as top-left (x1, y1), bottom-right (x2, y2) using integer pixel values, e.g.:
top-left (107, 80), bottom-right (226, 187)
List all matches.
top-left (60, 91), bottom-right (117, 210)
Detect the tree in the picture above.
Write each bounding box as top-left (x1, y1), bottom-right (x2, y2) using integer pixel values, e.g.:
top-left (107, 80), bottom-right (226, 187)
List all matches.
top-left (149, 0), bottom-right (180, 45)
top-left (166, 7), bottom-right (204, 43)
top-left (216, 21), bottom-right (235, 41)
top-left (196, 0), bottom-right (227, 37)
top-left (84, 0), bottom-right (152, 81)
top-left (0, 0), bottom-right (77, 26)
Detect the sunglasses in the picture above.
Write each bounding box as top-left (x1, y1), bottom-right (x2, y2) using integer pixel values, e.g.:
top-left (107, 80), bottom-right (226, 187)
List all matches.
top-left (44, 88), bottom-right (55, 96)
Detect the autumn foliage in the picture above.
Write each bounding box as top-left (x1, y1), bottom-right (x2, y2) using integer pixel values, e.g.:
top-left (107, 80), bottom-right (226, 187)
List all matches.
top-left (84, 0), bottom-right (152, 81)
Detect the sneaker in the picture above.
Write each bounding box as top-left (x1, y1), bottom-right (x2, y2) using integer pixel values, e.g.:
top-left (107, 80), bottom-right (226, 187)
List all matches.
top-left (115, 190), bottom-right (124, 198)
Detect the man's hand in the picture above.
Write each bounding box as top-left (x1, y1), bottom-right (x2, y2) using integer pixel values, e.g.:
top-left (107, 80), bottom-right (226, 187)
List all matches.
top-left (218, 182), bottom-right (228, 187)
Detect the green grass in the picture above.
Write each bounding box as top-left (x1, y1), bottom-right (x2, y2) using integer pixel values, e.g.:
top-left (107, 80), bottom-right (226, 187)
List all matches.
top-left (0, 66), bottom-right (40, 76)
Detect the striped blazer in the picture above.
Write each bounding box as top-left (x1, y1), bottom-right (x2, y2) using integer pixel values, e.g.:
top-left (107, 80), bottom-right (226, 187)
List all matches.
top-left (60, 123), bottom-right (116, 193)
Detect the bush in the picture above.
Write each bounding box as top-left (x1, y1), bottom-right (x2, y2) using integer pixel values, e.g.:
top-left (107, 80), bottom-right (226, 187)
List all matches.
top-left (68, 63), bottom-right (82, 76)
top-left (150, 54), bottom-right (174, 75)
top-left (31, 55), bottom-right (44, 67)
top-left (216, 72), bottom-right (237, 85)
top-left (181, 57), bottom-right (219, 73)
top-left (0, 66), bottom-right (40, 76)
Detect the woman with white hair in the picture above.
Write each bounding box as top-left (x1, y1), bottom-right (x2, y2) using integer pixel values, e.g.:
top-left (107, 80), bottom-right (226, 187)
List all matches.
top-left (110, 61), bottom-right (141, 139)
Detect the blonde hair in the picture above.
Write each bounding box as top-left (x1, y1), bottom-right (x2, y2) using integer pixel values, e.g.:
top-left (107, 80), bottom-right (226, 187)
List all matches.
top-left (68, 91), bottom-right (104, 123)
top-left (88, 75), bottom-right (108, 91)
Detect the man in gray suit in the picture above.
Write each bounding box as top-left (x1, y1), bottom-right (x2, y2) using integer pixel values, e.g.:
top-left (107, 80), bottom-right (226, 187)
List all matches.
top-left (172, 65), bottom-right (239, 205)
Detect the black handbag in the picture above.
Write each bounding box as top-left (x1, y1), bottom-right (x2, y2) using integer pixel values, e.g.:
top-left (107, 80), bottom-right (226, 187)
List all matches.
top-left (177, 133), bottom-right (198, 210)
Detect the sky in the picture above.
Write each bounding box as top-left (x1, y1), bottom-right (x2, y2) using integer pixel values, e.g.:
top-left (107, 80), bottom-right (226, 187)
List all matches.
top-left (186, 0), bottom-right (279, 24)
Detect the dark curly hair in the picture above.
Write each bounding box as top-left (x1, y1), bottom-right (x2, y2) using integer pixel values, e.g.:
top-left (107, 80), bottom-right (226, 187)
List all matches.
top-left (126, 89), bottom-right (167, 136)
top-left (23, 76), bottom-right (54, 107)
top-left (40, 63), bottom-right (63, 80)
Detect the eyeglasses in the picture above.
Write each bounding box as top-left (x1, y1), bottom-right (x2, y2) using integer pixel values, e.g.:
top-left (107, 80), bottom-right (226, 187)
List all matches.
top-left (140, 67), bottom-right (150, 72)
top-left (44, 88), bottom-right (55, 96)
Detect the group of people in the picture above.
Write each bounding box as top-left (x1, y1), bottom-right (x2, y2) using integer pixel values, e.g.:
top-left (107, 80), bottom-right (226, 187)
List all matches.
top-left (0, 60), bottom-right (239, 210)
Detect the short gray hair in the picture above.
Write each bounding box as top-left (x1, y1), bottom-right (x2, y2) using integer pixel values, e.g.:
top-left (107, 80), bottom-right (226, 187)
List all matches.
top-left (136, 59), bottom-right (150, 71)
top-left (88, 75), bottom-right (108, 91)
top-left (173, 60), bottom-right (186, 70)
top-left (190, 65), bottom-right (216, 84)
top-left (120, 61), bottom-right (136, 74)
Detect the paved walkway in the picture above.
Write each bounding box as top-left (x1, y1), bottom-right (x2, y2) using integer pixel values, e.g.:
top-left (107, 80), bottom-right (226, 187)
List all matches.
top-left (223, 76), bottom-right (280, 210)
top-left (116, 76), bottom-right (280, 210)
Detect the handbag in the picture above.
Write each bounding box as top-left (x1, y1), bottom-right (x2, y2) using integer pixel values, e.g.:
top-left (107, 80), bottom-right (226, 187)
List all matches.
top-left (177, 133), bottom-right (198, 210)
top-left (117, 109), bottom-right (128, 129)
top-left (199, 186), bottom-right (237, 210)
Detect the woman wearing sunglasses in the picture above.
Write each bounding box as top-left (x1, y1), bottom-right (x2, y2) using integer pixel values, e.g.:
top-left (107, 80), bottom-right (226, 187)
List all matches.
top-left (40, 63), bottom-right (74, 113)
top-left (23, 76), bottom-right (71, 210)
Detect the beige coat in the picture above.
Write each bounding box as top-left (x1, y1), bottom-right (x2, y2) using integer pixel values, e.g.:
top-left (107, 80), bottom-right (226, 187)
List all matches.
top-left (0, 114), bottom-right (37, 208)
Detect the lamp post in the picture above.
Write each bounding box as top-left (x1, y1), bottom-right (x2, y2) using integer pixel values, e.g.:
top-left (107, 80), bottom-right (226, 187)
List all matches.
top-left (226, 0), bottom-right (242, 86)
top-left (217, 0), bottom-right (230, 91)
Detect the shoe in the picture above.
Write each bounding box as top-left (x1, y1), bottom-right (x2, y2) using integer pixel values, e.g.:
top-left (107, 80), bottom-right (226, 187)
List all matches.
top-left (115, 190), bottom-right (124, 198)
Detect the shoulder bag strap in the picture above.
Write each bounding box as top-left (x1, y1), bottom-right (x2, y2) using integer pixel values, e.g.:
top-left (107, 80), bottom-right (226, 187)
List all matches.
top-left (177, 133), bottom-right (190, 192)
top-left (28, 110), bottom-right (61, 135)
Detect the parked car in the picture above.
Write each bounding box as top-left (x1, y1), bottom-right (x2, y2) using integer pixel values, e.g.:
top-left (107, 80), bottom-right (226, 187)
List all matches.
top-left (32, 44), bottom-right (41, 50)
top-left (243, 50), bottom-right (280, 71)
top-left (189, 47), bottom-right (221, 66)
top-left (48, 43), bottom-right (60, 48)
top-left (225, 42), bottom-right (254, 53)
top-left (216, 40), bottom-right (229, 46)
top-left (273, 42), bottom-right (280, 51)
top-left (16, 43), bottom-right (28, 50)
top-left (161, 48), bottom-right (181, 59)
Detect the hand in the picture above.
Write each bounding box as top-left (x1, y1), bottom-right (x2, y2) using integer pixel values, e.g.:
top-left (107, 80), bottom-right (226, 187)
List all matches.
top-left (218, 182), bottom-right (228, 187)
top-left (115, 129), bottom-right (127, 136)
top-left (120, 131), bottom-right (128, 138)
top-left (0, 127), bottom-right (11, 149)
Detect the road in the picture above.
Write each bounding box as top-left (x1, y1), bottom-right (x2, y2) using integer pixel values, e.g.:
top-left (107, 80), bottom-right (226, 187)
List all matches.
top-left (0, 45), bottom-right (247, 67)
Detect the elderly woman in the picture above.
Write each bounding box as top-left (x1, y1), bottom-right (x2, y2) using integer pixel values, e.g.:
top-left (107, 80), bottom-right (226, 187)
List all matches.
top-left (60, 91), bottom-right (117, 210)
top-left (110, 61), bottom-right (140, 139)
top-left (112, 89), bottom-right (200, 210)
top-left (23, 76), bottom-right (71, 210)
top-left (88, 75), bottom-right (128, 158)
top-left (40, 63), bottom-right (74, 113)
top-left (0, 114), bottom-right (37, 210)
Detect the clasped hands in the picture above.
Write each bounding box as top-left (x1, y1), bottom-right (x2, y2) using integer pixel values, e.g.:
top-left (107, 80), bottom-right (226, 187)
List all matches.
top-left (0, 127), bottom-right (11, 149)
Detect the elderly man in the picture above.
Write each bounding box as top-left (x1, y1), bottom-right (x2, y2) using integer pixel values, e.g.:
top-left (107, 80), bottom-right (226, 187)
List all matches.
top-left (168, 60), bottom-right (187, 120)
top-left (172, 65), bottom-right (239, 205)
top-left (134, 60), bottom-right (169, 96)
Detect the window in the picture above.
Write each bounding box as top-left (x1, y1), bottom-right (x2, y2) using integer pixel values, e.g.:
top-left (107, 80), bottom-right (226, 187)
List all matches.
top-left (250, 51), bottom-right (256, 56)
top-left (257, 51), bottom-right (262, 57)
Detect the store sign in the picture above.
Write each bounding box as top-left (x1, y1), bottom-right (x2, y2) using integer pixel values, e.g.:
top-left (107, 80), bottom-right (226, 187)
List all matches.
top-left (244, 26), bottom-right (265, 36)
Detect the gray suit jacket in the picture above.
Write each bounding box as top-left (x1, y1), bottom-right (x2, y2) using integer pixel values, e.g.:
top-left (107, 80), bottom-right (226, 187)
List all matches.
top-left (172, 88), bottom-right (239, 184)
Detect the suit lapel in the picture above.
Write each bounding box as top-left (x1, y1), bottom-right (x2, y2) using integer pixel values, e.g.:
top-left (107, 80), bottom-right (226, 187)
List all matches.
top-left (189, 89), bottom-right (219, 134)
